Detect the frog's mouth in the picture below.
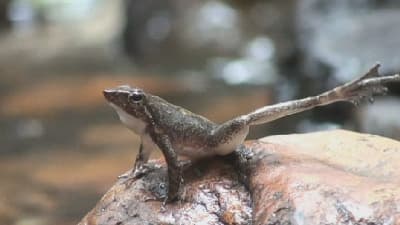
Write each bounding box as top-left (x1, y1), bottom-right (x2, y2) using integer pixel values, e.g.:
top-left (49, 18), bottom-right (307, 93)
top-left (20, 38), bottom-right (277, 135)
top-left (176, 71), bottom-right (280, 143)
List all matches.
top-left (108, 102), bottom-right (147, 134)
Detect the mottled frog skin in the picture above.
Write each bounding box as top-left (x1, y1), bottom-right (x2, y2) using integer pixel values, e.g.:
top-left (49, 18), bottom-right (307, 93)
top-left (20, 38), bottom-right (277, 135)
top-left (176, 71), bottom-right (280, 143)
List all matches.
top-left (105, 88), bottom-right (248, 159)
top-left (103, 64), bottom-right (400, 203)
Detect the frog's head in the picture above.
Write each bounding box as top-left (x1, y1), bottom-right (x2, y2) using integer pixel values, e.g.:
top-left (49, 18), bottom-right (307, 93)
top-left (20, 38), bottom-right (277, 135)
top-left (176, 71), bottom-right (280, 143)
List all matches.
top-left (103, 85), bottom-right (150, 134)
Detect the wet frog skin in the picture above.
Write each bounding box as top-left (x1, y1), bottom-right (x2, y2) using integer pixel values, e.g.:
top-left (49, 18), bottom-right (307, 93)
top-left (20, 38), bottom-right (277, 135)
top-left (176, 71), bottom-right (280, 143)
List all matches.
top-left (103, 64), bottom-right (399, 203)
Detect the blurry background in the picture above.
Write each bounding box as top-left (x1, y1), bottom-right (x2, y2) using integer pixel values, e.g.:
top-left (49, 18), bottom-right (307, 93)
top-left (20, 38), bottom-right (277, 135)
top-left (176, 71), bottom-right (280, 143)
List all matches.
top-left (0, 0), bottom-right (400, 224)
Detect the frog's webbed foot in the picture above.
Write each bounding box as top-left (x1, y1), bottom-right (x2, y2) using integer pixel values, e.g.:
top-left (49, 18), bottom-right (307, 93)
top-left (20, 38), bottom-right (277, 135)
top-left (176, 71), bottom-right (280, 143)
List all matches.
top-left (117, 170), bottom-right (132, 179)
top-left (146, 161), bottom-right (184, 203)
top-left (338, 64), bottom-right (400, 105)
top-left (145, 182), bottom-right (168, 201)
top-left (118, 164), bottom-right (154, 179)
top-left (119, 163), bottom-right (160, 188)
top-left (144, 180), bottom-right (183, 212)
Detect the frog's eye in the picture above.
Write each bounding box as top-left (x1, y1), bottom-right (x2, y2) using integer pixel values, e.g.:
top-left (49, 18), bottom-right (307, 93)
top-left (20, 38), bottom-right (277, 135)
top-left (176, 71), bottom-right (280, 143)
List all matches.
top-left (129, 92), bottom-right (144, 103)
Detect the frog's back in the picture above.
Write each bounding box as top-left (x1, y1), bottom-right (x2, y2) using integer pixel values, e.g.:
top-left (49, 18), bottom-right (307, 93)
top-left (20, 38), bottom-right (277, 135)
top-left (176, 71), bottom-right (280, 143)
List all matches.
top-left (147, 95), bottom-right (217, 148)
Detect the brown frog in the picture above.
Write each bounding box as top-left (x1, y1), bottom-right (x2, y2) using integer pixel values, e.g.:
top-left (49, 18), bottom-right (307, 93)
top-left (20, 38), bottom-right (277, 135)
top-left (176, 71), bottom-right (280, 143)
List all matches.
top-left (103, 64), bottom-right (399, 203)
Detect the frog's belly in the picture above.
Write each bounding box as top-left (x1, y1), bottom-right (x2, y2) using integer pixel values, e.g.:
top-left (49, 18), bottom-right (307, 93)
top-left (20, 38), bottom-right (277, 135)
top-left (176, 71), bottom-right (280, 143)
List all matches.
top-left (175, 145), bottom-right (213, 160)
top-left (213, 126), bottom-right (249, 155)
top-left (175, 134), bottom-right (247, 159)
top-left (174, 126), bottom-right (249, 158)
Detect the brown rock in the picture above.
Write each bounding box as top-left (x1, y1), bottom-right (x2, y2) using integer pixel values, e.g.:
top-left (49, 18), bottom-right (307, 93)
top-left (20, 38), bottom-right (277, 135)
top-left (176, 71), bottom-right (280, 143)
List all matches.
top-left (78, 130), bottom-right (400, 225)
top-left (78, 158), bottom-right (252, 225)
top-left (252, 130), bottom-right (400, 224)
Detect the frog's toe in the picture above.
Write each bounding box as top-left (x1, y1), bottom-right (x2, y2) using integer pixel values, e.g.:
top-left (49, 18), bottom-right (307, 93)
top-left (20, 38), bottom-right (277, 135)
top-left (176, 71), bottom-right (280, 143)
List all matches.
top-left (117, 170), bottom-right (132, 179)
top-left (132, 164), bottom-right (156, 178)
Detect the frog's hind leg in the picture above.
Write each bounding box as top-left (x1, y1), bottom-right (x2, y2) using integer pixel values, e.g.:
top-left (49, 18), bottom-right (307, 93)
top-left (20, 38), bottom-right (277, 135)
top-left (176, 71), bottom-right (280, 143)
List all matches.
top-left (209, 116), bottom-right (250, 156)
top-left (245, 64), bottom-right (399, 126)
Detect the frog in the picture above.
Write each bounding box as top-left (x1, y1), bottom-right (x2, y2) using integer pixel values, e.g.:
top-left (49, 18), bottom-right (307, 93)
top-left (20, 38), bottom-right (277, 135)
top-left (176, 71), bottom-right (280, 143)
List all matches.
top-left (103, 64), bottom-right (399, 204)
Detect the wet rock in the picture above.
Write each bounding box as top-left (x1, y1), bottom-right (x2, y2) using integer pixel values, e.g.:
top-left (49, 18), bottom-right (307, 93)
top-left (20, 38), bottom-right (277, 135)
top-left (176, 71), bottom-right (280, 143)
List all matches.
top-left (78, 130), bottom-right (400, 224)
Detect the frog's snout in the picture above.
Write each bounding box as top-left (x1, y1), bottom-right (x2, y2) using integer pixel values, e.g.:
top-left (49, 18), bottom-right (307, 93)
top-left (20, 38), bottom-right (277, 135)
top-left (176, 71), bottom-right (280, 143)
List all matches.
top-left (103, 89), bottom-right (114, 101)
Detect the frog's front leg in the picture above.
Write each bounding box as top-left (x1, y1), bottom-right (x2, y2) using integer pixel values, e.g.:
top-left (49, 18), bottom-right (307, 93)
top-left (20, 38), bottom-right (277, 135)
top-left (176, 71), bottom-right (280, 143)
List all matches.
top-left (150, 133), bottom-right (183, 202)
top-left (119, 138), bottom-right (152, 179)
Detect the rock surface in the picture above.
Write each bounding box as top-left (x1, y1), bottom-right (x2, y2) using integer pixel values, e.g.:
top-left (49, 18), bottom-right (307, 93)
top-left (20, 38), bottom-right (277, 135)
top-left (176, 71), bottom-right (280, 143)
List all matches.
top-left (253, 130), bottom-right (400, 224)
top-left (78, 130), bottom-right (400, 225)
top-left (77, 158), bottom-right (252, 225)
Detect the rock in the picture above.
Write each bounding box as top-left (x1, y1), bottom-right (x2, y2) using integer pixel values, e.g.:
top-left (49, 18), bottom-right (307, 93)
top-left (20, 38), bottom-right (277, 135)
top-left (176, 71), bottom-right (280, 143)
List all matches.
top-left (77, 158), bottom-right (252, 225)
top-left (78, 130), bottom-right (400, 225)
top-left (254, 130), bottom-right (400, 224)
